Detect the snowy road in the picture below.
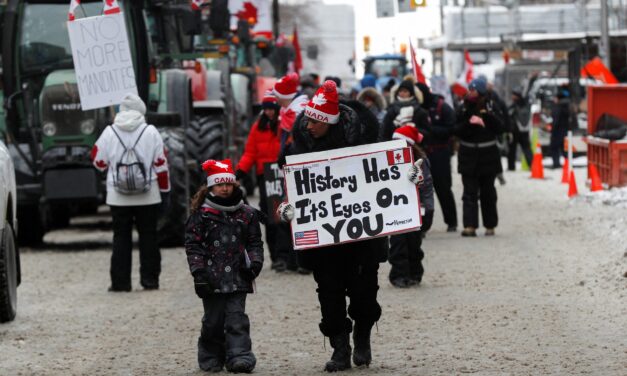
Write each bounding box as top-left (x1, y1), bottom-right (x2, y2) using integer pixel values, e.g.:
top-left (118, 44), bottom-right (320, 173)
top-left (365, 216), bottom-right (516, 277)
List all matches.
top-left (1, 164), bottom-right (625, 375)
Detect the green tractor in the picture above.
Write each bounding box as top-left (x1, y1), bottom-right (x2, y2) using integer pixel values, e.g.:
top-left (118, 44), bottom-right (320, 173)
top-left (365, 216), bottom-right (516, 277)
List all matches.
top-left (1, 0), bottom-right (198, 245)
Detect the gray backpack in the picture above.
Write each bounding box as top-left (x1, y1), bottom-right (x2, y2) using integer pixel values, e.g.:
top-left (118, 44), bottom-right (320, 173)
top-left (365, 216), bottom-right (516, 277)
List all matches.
top-left (110, 125), bottom-right (151, 195)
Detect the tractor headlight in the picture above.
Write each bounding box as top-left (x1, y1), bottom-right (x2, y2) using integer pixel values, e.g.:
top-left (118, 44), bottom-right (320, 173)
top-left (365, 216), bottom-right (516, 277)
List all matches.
top-left (80, 119), bottom-right (96, 135)
top-left (42, 122), bottom-right (57, 136)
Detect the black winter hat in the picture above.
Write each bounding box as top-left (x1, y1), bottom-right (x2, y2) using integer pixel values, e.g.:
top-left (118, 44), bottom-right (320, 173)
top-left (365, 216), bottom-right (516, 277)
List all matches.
top-left (397, 80), bottom-right (416, 98)
top-left (415, 82), bottom-right (433, 105)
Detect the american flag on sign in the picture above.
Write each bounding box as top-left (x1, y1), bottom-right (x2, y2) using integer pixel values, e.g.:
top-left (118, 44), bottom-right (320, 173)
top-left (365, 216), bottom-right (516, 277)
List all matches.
top-left (294, 230), bottom-right (319, 246)
top-left (386, 148), bottom-right (411, 165)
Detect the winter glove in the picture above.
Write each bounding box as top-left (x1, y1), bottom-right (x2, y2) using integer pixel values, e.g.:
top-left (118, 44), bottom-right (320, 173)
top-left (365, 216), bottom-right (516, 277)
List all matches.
top-left (241, 261), bottom-right (263, 282)
top-left (276, 201), bottom-right (294, 222)
top-left (407, 159), bottom-right (425, 186)
top-left (159, 192), bottom-right (170, 216)
top-left (394, 106), bottom-right (414, 127)
top-left (469, 115), bottom-right (485, 127)
top-left (192, 268), bottom-right (211, 283)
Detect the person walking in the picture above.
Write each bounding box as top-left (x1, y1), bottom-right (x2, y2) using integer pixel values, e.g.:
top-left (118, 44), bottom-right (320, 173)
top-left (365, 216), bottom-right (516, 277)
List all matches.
top-left (277, 80), bottom-right (426, 371)
top-left (387, 125), bottom-right (434, 288)
top-left (91, 93), bottom-right (170, 292)
top-left (507, 88), bottom-right (534, 171)
top-left (416, 82), bottom-right (458, 232)
top-left (455, 79), bottom-right (507, 237)
top-left (356, 86), bottom-right (387, 124)
top-left (235, 91), bottom-right (289, 272)
top-left (185, 159), bottom-right (264, 373)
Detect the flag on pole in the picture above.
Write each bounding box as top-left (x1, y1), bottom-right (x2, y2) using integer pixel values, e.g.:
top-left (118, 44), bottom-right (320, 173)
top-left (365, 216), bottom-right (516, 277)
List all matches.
top-left (103, 0), bottom-right (121, 15)
top-left (454, 49), bottom-right (474, 93)
top-left (68, 0), bottom-right (81, 21)
top-left (190, 0), bottom-right (204, 10)
top-left (462, 49), bottom-right (474, 84)
top-left (409, 38), bottom-right (427, 85)
top-left (293, 25), bottom-right (303, 75)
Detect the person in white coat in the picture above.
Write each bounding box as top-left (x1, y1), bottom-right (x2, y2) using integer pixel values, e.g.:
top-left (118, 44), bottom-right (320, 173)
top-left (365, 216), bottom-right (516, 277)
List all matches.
top-left (91, 93), bottom-right (170, 291)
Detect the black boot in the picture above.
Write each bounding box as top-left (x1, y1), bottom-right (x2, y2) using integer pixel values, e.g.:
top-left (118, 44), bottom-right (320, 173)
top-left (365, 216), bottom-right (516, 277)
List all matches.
top-left (352, 322), bottom-right (372, 367)
top-left (325, 333), bottom-right (352, 372)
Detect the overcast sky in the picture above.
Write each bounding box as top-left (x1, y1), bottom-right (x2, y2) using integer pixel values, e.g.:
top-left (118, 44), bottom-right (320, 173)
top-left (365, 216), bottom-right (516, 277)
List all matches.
top-left (320, 0), bottom-right (443, 77)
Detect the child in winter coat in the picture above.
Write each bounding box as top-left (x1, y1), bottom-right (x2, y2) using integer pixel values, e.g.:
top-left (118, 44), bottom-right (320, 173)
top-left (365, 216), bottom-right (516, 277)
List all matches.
top-left (184, 159), bottom-right (264, 373)
top-left (388, 125), bottom-right (435, 288)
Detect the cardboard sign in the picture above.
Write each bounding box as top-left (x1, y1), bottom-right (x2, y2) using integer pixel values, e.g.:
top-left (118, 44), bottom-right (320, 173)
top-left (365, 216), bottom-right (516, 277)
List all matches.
top-left (68, 13), bottom-right (137, 110)
top-left (263, 162), bottom-right (284, 225)
top-left (283, 140), bottom-right (421, 250)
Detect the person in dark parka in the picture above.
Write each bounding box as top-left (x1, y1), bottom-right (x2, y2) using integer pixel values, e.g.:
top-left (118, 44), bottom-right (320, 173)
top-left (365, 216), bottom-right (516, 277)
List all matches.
top-left (416, 82), bottom-right (458, 232)
top-left (379, 79), bottom-right (430, 142)
top-left (456, 79), bottom-right (508, 237)
top-left (277, 80), bottom-right (425, 372)
top-left (185, 159), bottom-right (264, 374)
top-left (550, 85), bottom-right (572, 169)
top-left (507, 88), bottom-right (534, 171)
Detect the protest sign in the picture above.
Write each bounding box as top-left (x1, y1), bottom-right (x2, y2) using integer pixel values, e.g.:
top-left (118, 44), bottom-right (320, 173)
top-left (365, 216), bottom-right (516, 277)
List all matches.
top-left (67, 13), bottom-right (137, 110)
top-left (263, 162), bottom-right (285, 224)
top-left (283, 140), bottom-right (421, 250)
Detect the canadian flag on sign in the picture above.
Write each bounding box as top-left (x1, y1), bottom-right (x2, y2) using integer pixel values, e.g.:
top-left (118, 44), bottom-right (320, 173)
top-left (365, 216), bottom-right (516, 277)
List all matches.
top-left (103, 0), bottom-right (121, 15)
top-left (386, 148), bottom-right (411, 166)
top-left (191, 0), bottom-right (204, 10)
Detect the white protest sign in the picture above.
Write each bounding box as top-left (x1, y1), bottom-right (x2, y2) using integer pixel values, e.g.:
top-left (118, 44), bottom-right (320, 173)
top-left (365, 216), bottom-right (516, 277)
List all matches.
top-left (284, 140), bottom-right (422, 250)
top-left (67, 12), bottom-right (137, 110)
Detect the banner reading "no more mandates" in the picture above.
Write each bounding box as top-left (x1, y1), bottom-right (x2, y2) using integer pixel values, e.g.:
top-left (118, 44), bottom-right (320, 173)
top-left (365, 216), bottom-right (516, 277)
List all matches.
top-left (68, 12), bottom-right (137, 110)
top-left (284, 140), bottom-right (422, 250)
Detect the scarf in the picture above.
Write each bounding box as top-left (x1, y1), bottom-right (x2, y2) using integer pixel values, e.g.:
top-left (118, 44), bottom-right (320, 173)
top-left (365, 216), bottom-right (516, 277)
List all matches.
top-left (203, 188), bottom-right (244, 212)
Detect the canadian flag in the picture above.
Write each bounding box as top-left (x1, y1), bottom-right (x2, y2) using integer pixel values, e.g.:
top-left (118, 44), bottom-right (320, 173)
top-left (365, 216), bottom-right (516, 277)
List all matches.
top-left (456, 50), bottom-right (474, 86)
top-left (191, 0), bottom-right (204, 10)
top-left (409, 39), bottom-right (427, 85)
top-left (103, 0), bottom-right (121, 15)
top-left (68, 0), bottom-right (81, 21)
top-left (386, 148), bottom-right (411, 166)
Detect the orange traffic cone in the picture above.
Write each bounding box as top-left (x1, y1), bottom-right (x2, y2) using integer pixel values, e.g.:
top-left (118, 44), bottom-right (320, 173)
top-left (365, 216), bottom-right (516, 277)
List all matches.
top-left (589, 164), bottom-right (603, 192)
top-left (561, 158), bottom-right (569, 184)
top-left (530, 143), bottom-right (544, 179)
top-left (568, 170), bottom-right (578, 198)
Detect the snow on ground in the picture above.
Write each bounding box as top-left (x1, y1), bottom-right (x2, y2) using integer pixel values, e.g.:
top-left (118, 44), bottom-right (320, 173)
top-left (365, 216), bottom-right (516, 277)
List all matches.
top-left (0, 158), bottom-right (625, 375)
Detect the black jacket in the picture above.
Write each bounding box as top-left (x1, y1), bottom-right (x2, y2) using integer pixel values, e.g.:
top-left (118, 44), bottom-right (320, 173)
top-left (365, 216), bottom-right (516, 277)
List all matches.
top-left (185, 200), bottom-right (264, 296)
top-left (379, 98), bottom-right (430, 142)
top-left (422, 95), bottom-right (456, 146)
top-left (281, 104), bottom-right (386, 265)
top-left (455, 96), bottom-right (507, 176)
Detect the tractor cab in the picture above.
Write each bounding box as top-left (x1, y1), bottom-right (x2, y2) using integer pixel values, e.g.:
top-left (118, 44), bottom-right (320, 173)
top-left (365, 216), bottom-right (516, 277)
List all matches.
top-left (363, 53), bottom-right (408, 90)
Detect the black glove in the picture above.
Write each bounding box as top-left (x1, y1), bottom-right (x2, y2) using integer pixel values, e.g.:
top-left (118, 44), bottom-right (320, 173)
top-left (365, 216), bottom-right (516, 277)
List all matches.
top-left (241, 261), bottom-right (262, 282)
top-left (192, 268), bottom-right (210, 282)
top-left (235, 169), bottom-right (247, 181)
top-left (159, 192), bottom-right (171, 216)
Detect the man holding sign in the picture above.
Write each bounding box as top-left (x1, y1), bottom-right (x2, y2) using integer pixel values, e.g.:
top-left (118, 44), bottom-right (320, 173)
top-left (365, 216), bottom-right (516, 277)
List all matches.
top-left (277, 81), bottom-right (425, 372)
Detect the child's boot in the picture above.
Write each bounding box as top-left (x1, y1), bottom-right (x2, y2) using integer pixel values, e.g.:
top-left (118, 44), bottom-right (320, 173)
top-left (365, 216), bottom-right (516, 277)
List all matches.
top-left (324, 332), bottom-right (352, 372)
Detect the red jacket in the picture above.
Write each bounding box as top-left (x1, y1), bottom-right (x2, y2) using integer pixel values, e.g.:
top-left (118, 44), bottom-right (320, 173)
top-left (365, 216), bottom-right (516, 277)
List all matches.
top-left (236, 119), bottom-right (282, 175)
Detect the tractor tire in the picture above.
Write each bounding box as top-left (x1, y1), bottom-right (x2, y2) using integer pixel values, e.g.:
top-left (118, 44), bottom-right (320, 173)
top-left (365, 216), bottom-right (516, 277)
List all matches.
top-left (158, 128), bottom-right (189, 247)
top-left (186, 114), bottom-right (224, 163)
top-left (0, 222), bottom-right (18, 323)
top-left (17, 205), bottom-right (45, 246)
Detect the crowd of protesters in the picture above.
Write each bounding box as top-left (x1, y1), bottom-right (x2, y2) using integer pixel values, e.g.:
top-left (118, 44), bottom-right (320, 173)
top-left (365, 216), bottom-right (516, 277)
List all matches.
top-left (92, 70), bottom-right (568, 373)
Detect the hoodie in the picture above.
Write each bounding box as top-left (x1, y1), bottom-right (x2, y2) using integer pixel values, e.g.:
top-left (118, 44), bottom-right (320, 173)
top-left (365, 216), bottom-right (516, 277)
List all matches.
top-left (91, 96), bottom-right (170, 206)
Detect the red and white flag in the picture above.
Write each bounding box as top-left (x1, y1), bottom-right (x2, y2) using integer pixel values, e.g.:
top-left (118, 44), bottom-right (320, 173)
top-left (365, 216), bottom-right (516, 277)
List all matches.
top-left (190, 0), bottom-right (204, 11)
top-left (68, 0), bottom-right (81, 21)
top-left (409, 39), bottom-right (427, 85)
top-left (456, 49), bottom-right (474, 86)
top-left (386, 148), bottom-right (411, 165)
top-left (103, 0), bottom-right (121, 15)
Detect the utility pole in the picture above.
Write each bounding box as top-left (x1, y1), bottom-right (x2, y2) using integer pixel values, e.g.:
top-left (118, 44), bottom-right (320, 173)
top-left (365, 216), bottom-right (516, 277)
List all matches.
top-left (600, 0), bottom-right (611, 68)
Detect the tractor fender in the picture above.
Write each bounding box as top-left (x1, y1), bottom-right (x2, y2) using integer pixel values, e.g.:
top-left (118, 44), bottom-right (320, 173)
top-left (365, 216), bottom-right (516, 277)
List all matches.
top-left (163, 69), bottom-right (192, 128)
